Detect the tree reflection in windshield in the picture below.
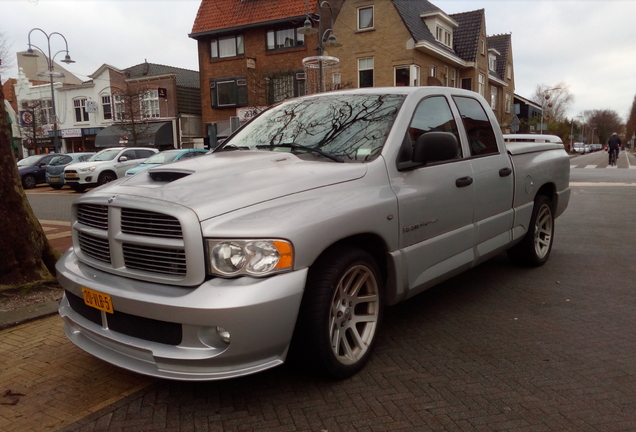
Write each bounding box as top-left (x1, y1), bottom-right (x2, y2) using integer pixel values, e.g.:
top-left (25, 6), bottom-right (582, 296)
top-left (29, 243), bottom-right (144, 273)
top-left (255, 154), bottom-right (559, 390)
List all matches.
top-left (223, 94), bottom-right (405, 162)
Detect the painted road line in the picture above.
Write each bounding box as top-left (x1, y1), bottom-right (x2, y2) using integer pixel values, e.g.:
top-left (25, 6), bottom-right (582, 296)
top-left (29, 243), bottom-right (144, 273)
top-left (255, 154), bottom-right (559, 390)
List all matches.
top-left (584, 165), bottom-right (597, 169)
top-left (570, 182), bottom-right (636, 187)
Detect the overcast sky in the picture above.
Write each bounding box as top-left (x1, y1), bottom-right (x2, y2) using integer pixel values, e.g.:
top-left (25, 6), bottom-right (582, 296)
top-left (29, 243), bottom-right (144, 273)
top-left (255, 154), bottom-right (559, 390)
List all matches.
top-left (2, 0), bottom-right (636, 121)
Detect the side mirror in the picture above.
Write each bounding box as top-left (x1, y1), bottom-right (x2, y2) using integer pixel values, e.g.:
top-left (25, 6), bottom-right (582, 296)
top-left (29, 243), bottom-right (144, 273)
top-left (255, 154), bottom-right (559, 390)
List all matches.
top-left (118, 156), bottom-right (128, 162)
top-left (413, 132), bottom-right (459, 164)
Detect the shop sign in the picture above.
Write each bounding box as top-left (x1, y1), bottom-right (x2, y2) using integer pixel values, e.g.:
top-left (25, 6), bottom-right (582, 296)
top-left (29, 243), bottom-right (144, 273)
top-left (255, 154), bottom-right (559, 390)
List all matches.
top-left (236, 107), bottom-right (266, 122)
top-left (62, 129), bottom-right (83, 138)
top-left (85, 100), bottom-right (98, 113)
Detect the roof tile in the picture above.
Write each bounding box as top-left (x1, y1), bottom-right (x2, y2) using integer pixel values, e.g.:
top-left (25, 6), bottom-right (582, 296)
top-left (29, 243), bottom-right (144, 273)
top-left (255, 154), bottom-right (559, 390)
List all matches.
top-left (191, 0), bottom-right (317, 35)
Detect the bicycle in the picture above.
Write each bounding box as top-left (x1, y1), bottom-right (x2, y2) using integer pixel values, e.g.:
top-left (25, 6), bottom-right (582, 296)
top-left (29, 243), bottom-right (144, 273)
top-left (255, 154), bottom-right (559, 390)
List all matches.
top-left (609, 149), bottom-right (618, 166)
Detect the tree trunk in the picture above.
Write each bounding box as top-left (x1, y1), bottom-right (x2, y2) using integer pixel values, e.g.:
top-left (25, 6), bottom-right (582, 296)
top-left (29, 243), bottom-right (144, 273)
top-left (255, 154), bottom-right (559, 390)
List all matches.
top-left (0, 82), bottom-right (60, 288)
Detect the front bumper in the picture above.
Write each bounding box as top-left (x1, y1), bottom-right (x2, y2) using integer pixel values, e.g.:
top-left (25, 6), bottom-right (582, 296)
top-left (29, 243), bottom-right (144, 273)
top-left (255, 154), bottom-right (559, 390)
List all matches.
top-left (56, 249), bottom-right (307, 381)
top-left (46, 173), bottom-right (64, 186)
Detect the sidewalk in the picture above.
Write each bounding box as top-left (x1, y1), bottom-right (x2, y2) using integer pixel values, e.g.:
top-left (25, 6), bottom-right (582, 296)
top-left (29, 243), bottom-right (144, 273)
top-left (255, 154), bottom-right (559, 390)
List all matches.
top-left (0, 221), bottom-right (72, 329)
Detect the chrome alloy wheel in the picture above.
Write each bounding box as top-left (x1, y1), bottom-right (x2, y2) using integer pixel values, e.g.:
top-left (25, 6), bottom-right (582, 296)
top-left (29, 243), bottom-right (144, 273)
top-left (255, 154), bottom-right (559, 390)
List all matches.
top-left (533, 203), bottom-right (553, 260)
top-left (329, 264), bottom-right (380, 365)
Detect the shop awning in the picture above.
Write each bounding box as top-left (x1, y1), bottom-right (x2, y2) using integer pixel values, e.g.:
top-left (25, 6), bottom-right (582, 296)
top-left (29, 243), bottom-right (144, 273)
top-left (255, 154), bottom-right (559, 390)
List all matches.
top-left (94, 122), bottom-right (173, 148)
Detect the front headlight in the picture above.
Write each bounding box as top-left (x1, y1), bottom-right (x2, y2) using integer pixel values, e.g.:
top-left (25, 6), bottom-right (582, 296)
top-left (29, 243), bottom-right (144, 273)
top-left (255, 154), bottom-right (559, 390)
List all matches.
top-left (78, 166), bottom-right (96, 173)
top-left (206, 239), bottom-right (293, 277)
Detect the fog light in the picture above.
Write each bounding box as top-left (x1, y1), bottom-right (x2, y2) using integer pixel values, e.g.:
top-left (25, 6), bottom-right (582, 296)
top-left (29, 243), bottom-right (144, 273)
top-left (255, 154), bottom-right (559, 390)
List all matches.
top-left (85, 176), bottom-right (92, 182)
top-left (216, 327), bottom-right (231, 344)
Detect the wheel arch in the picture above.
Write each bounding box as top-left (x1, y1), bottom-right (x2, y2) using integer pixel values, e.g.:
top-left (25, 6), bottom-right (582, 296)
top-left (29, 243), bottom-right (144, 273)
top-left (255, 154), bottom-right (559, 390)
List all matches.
top-left (98, 170), bottom-right (117, 180)
top-left (535, 182), bottom-right (556, 208)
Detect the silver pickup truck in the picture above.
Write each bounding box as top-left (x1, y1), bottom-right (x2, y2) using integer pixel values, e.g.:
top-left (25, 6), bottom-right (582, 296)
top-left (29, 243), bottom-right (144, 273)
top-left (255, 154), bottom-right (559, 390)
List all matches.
top-left (56, 87), bottom-right (570, 381)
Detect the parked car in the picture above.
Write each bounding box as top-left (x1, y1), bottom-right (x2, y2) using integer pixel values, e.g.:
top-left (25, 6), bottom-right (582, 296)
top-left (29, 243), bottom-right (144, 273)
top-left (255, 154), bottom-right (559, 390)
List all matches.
top-left (572, 143), bottom-right (586, 153)
top-left (46, 153), bottom-right (96, 189)
top-left (64, 147), bottom-right (158, 192)
top-left (125, 149), bottom-right (208, 176)
top-left (583, 144), bottom-right (591, 154)
top-left (58, 87), bottom-right (571, 381)
top-left (17, 153), bottom-right (59, 189)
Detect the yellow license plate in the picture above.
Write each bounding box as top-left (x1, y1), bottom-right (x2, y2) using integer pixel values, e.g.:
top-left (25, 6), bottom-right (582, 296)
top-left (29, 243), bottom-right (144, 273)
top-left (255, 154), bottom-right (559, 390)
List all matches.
top-left (82, 287), bottom-right (114, 314)
top-left (65, 173), bottom-right (78, 178)
top-left (50, 177), bottom-right (59, 182)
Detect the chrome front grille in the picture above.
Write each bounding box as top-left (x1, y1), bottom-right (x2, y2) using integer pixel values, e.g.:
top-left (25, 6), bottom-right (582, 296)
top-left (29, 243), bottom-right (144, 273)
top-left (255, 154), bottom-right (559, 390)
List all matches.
top-left (121, 208), bottom-right (183, 238)
top-left (123, 243), bottom-right (186, 276)
top-left (78, 231), bottom-right (111, 263)
top-left (77, 204), bottom-right (108, 230)
top-left (74, 202), bottom-right (196, 284)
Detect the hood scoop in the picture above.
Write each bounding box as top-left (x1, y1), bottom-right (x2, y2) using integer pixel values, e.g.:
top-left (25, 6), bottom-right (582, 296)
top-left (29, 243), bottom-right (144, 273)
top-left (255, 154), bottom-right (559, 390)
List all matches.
top-left (148, 170), bottom-right (193, 183)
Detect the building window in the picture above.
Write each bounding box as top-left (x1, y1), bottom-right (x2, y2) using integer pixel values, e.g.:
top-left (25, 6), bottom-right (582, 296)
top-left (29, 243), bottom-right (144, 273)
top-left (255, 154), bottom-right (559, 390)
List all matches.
top-left (101, 95), bottom-right (112, 120)
top-left (395, 65), bottom-right (420, 86)
top-left (506, 65), bottom-right (512, 80)
top-left (141, 89), bottom-right (160, 118)
top-left (489, 54), bottom-right (496, 71)
top-left (443, 66), bottom-right (449, 86)
top-left (449, 69), bottom-right (457, 87)
top-left (461, 78), bottom-right (472, 91)
top-left (358, 6), bottom-right (374, 30)
top-left (266, 71), bottom-right (306, 104)
top-left (40, 99), bottom-right (52, 124)
top-left (480, 39), bottom-right (486, 55)
top-left (74, 98), bottom-right (89, 122)
top-left (267, 28), bottom-right (305, 51)
top-left (505, 92), bottom-right (511, 113)
top-left (210, 77), bottom-right (248, 108)
top-left (430, 65), bottom-right (437, 78)
top-left (114, 94), bottom-right (125, 121)
top-left (211, 35), bottom-right (244, 58)
top-left (435, 26), bottom-right (452, 48)
top-left (478, 73), bottom-right (485, 97)
top-left (358, 58), bottom-right (374, 88)
top-left (490, 86), bottom-right (498, 110)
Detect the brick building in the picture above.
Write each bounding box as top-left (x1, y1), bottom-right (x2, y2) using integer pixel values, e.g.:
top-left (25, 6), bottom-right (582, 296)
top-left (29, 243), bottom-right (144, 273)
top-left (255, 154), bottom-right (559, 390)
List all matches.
top-left (190, 0), bottom-right (516, 137)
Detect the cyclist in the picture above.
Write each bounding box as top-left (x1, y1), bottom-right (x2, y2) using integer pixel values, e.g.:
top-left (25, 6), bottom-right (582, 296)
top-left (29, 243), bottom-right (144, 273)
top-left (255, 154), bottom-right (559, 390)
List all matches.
top-left (607, 132), bottom-right (621, 165)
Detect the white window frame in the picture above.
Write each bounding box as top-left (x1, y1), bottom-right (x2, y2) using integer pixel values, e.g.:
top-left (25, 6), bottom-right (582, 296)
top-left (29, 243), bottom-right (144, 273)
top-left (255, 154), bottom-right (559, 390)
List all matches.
top-left (358, 57), bottom-right (374, 88)
top-left (266, 28), bottom-right (305, 51)
top-left (430, 65), bottom-right (437, 78)
top-left (141, 89), bottom-right (160, 119)
top-left (101, 95), bottom-right (112, 120)
top-left (480, 39), bottom-right (486, 55)
top-left (489, 54), bottom-right (497, 71)
top-left (394, 65), bottom-right (420, 87)
top-left (357, 6), bottom-right (374, 30)
top-left (40, 99), bottom-right (52, 125)
top-left (505, 92), bottom-right (511, 113)
top-left (449, 69), bottom-right (457, 88)
top-left (478, 73), bottom-right (485, 97)
top-left (211, 35), bottom-right (244, 58)
top-left (506, 65), bottom-right (512, 80)
top-left (443, 66), bottom-right (449, 86)
top-left (490, 86), bottom-right (498, 110)
top-left (73, 97), bottom-right (89, 123)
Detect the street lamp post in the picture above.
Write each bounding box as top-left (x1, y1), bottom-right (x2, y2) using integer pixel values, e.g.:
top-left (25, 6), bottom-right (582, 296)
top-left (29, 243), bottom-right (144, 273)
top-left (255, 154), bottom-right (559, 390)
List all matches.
top-left (22, 28), bottom-right (75, 153)
top-left (299, 0), bottom-right (342, 93)
top-left (539, 87), bottom-right (561, 135)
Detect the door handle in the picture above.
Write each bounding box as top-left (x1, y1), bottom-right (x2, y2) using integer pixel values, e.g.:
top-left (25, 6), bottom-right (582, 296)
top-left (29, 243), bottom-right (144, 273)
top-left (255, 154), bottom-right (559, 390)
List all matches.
top-left (455, 176), bottom-right (473, 188)
top-left (499, 167), bottom-right (512, 177)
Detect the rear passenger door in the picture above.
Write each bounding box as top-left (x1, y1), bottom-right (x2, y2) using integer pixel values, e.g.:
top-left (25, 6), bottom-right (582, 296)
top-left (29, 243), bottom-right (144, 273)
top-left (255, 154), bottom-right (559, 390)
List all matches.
top-left (452, 96), bottom-right (514, 260)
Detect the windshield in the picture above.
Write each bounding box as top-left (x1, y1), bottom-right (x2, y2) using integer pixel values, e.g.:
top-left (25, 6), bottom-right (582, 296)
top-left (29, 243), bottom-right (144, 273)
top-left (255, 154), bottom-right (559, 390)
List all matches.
top-left (92, 149), bottom-right (120, 161)
top-left (142, 151), bottom-right (180, 164)
top-left (219, 93), bottom-right (405, 162)
top-left (17, 155), bottom-right (44, 167)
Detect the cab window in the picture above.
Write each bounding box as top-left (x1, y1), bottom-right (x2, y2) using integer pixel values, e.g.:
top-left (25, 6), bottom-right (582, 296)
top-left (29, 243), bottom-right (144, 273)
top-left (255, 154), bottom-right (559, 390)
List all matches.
top-left (453, 96), bottom-right (499, 156)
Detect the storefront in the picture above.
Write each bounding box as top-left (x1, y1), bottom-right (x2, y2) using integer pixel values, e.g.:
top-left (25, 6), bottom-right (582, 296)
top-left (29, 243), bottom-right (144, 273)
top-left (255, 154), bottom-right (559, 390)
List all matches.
top-left (94, 122), bottom-right (174, 149)
top-left (59, 127), bottom-right (104, 153)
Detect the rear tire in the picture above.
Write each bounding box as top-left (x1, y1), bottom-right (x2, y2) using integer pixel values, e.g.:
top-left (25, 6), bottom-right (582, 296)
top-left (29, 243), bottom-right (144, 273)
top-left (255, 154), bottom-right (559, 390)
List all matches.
top-left (508, 195), bottom-right (554, 267)
top-left (291, 247), bottom-right (383, 380)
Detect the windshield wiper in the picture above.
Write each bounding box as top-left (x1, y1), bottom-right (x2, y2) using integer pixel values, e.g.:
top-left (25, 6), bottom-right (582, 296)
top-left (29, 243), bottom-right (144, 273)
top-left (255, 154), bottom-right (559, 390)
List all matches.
top-left (256, 143), bottom-right (344, 163)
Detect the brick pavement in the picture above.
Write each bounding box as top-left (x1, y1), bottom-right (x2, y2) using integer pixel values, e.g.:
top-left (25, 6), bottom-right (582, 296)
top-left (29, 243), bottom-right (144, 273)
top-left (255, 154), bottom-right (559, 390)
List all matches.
top-left (1, 187), bottom-right (634, 431)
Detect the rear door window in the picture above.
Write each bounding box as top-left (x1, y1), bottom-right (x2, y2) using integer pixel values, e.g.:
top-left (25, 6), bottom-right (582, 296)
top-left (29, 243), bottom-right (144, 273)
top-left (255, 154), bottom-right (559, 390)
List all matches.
top-left (453, 96), bottom-right (499, 157)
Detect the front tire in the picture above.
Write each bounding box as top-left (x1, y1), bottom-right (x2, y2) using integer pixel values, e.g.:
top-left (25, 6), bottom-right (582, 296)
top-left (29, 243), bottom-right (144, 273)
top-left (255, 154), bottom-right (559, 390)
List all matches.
top-left (291, 247), bottom-right (383, 379)
top-left (98, 171), bottom-right (117, 186)
top-left (22, 175), bottom-right (37, 189)
top-left (508, 195), bottom-right (554, 267)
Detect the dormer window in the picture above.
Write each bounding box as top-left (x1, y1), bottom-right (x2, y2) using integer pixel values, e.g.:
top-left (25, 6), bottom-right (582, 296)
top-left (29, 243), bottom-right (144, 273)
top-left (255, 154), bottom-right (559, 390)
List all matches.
top-left (488, 48), bottom-right (501, 72)
top-left (421, 12), bottom-right (457, 49)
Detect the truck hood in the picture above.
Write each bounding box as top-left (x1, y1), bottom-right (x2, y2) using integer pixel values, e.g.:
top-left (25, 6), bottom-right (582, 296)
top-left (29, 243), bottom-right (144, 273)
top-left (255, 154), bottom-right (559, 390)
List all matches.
top-left (95, 151), bottom-right (368, 221)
